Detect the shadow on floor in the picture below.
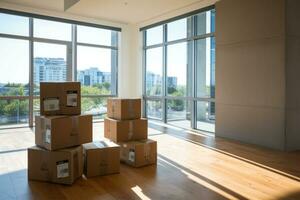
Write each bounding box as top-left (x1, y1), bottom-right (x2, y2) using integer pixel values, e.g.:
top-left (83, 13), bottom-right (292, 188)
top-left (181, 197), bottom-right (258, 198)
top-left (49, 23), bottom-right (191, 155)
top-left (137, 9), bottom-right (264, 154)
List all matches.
top-left (276, 190), bottom-right (300, 200)
top-left (149, 122), bottom-right (300, 182)
top-left (0, 159), bottom-right (249, 200)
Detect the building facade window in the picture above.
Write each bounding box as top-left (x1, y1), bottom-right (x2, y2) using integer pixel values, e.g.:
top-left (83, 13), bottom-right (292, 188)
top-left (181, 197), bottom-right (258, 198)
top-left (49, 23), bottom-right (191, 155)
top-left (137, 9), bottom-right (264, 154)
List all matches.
top-left (142, 6), bottom-right (215, 132)
top-left (0, 10), bottom-right (120, 127)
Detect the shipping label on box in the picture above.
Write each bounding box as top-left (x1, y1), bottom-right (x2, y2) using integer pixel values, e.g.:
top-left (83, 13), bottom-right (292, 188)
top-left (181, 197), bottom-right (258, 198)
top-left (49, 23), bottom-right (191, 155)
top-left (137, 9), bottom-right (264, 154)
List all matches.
top-left (43, 98), bottom-right (59, 111)
top-left (66, 91), bottom-right (78, 107)
top-left (56, 160), bottom-right (69, 178)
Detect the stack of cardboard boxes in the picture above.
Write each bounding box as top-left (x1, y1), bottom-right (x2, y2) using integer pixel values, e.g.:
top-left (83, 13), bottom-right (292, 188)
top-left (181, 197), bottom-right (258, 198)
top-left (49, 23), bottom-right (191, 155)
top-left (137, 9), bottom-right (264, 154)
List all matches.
top-left (104, 98), bottom-right (157, 167)
top-left (27, 84), bottom-right (155, 185)
top-left (27, 82), bottom-right (121, 184)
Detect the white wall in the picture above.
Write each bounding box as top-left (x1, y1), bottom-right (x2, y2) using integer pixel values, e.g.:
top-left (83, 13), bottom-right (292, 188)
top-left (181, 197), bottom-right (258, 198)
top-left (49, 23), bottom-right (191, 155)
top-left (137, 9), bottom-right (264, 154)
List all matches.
top-left (285, 0), bottom-right (300, 151)
top-left (215, 0), bottom-right (286, 150)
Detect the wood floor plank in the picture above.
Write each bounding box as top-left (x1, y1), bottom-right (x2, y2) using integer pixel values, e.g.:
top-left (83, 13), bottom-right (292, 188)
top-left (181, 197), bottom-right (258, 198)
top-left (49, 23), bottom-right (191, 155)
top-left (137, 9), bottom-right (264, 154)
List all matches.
top-left (0, 122), bottom-right (300, 200)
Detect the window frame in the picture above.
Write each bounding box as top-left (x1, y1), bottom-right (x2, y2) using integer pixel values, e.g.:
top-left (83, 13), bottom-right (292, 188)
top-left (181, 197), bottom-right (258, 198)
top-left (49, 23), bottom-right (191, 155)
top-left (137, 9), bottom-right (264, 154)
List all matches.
top-left (142, 6), bottom-right (215, 132)
top-left (0, 9), bottom-right (120, 128)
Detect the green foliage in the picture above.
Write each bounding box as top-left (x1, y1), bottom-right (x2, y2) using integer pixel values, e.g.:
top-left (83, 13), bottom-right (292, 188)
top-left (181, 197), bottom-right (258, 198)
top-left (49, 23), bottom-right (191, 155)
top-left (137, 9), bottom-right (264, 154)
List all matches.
top-left (2, 99), bottom-right (28, 117)
top-left (81, 83), bottom-right (110, 114)
top-left (167, 85), bottom-right (186, 111)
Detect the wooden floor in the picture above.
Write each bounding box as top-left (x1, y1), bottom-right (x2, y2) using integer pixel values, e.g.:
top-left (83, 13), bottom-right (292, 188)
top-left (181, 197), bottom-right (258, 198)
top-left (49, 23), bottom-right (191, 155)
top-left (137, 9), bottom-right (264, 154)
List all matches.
top-left (0, 122), bottom-right (300, 200)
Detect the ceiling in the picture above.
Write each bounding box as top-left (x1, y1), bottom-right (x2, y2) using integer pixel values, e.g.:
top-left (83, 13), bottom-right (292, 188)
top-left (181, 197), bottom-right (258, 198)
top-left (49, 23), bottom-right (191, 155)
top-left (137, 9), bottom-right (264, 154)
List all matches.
top-left (0, 0), bottom-right (212, 24)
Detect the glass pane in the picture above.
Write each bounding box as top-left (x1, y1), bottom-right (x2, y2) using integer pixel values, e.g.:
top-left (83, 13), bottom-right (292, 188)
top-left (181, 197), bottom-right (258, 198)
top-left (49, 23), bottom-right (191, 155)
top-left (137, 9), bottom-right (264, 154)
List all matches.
top-left (196, 9), bottom-right (215, 35)
top-left (146, 25), bottom-right (163, 46)
top-left (0, 99), bottom-right (29, 126)
top-left (77, 25), bottom-right (116, 46)
top-left (146, 47), bottom-right (163, 96)
top-left (33, 98), bottom-right (40, 121)
top-left (77, 45), bottom-right (115, 95)
top-left (167, 18), bottom-right (187, 41)
top-left (0, 38), bottom-right (29, 96)
top-left (167, 42), bottom-right (187, 96)
top-left (82, 97), bottom-right (107, 119)
top-left (167, 99), bottom-right (191, 129)
top-left (196, 37), bottom-right (215, 98)
top-left (196, 101), bottom-right (215, 132)
top-left (34, 19), bottom-right (72, 41)
top-left (0, 13), bottom-right (29, 36)
top-left (211, 9), bottom-right (216, 33)
top-left (147, 100), bottom-right (162, 119)
top-left (33, 42), bottom-right (67, 95)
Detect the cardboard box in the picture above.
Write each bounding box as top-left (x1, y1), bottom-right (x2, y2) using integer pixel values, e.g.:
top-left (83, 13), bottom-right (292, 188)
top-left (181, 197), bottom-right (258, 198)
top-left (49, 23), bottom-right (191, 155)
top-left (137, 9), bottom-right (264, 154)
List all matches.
top-left (107, 98), bottom-right (141, 120)
top-left (104, 118), bottom-right (148, 142)
top-left (119, 139), bottom-right (157, 167)
top-left (28, 145), bottom-right (83, 185)
top-left (40, 82), bottom-right (81, 116)
top-left (83, 141), bottom-right (120, 178)
top-left (35, 115), bottom-right (92, 150)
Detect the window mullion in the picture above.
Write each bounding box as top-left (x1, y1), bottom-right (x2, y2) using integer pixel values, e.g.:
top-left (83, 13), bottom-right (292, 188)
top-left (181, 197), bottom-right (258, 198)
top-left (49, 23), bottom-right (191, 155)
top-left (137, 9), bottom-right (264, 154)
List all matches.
top-left (29, 17), bottom-right (34, 127)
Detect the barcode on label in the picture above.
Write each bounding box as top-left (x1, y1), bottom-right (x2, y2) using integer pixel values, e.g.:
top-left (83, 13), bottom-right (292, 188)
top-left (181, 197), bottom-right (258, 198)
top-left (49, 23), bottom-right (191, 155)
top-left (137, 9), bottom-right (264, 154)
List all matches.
top-left (128, 149), bottom-right (135, 163)
top-left (56, 160), bottom-right (69, 178)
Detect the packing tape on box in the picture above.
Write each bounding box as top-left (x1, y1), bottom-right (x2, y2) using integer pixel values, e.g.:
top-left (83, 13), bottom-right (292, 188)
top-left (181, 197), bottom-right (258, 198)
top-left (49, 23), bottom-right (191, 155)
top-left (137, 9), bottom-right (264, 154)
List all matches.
top-left (120, 143), bottom-right (127, 161)
top-left (106, 120), bottom-right (111, 134)
top-left (73, 150), bottom-right (79, 180)
top-left (99, 148), bottom-right (109, 175)
top-left (83, 148), bottom-right (87, 175)
top-left (40, 153), bottom-right (51, 180)
top-left (128, 100), bottom-right (134, 118)
top-left (71, 116), bottom-right (79, 135)
top-left (41, 118), bottom-right (51, 144)
top-left (144, 143), bottom-right (151, 164)
top-left (70, 116), bottom-right (79, 144)
top-left (112, 101), bottom-right (116, 117)
top-left (128, 120), bottom-right (134, 140)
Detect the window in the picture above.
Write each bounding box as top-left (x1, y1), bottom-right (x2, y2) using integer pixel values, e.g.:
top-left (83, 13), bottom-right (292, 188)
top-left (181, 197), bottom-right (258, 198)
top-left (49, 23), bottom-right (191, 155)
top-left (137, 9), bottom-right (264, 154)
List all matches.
top-left (167, 18), bottom-right (187, 41)
top-left (0, 11), bottom-right (120, 127)
top-left (167, 42), bottom-right (187, 96)
top-left (0, 13), bottom-right (29, 36)
top-left (34, 19), bottom-right (72, 41)
top-left (77, 25), bottom-right (118, 47)
top-left (81, 97), bottom-right (108, 119)
top-left (195, 37), bottom-right (215, 98)
top-left (0, 38), bottom-right (29, 96)
top-left (143, 7), bottom-right (215, 132)
top-left (76, 25), bottom-right (118, 117)
top-left (146, 26), bottom-right (163, 46)
top-left (0, 38), bottom-right (29, 126)
top-left (33, 42), bottom-right (68, 95)
top-left (146, 100), bottom-right (162, 120)
top-left (77, 46), bottom-right (115, 95)
top-left (146, 47), bottom-right (163, 96)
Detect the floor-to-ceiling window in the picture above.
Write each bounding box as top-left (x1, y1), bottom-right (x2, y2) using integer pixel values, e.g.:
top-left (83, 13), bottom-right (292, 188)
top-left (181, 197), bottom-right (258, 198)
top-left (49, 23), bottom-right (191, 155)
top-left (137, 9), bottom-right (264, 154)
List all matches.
top-left (142, 6), bottom-right (215, 132)
top-left (0, 10), bottom-right (120, 128)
